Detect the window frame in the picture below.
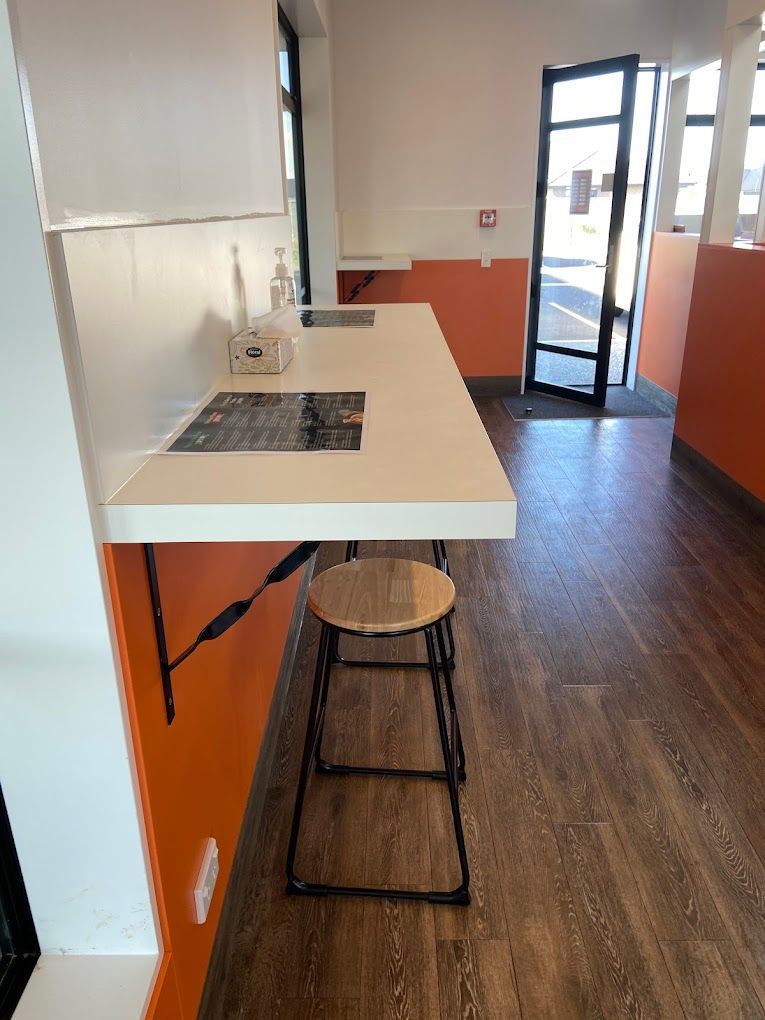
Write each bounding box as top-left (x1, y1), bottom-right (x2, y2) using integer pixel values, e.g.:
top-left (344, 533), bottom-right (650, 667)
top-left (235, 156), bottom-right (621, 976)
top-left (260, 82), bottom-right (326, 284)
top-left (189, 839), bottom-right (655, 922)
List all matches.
top-left (278, 7), bottom-right (311, 304)
top-left (678, 61), bottom-right (765, 239)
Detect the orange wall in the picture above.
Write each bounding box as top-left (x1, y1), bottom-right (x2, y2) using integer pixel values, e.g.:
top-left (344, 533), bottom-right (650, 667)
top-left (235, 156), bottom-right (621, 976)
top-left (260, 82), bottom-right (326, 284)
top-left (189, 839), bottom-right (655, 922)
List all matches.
top-left (675, 243), bottom-right (765, 502)
top-left (637, 231), bottom-right (700, 397)
top-left (105, 542), bottom-right (302, 1019)
top-left (338, 258), bottom-right (529, 378)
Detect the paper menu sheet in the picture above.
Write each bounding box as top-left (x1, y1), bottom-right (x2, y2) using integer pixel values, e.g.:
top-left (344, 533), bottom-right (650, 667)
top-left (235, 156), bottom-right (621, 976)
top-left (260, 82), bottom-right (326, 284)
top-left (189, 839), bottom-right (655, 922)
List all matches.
top-left (298, 309), bottom-right (375, 328)
top-left (165, 391), bottom-right (366, 454)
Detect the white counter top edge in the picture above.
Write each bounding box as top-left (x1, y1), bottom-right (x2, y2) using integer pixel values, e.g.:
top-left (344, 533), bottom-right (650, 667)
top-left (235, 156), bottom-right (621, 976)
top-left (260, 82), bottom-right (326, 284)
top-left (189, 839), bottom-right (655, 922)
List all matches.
top-left (99, 499), bottom-right (517, 544)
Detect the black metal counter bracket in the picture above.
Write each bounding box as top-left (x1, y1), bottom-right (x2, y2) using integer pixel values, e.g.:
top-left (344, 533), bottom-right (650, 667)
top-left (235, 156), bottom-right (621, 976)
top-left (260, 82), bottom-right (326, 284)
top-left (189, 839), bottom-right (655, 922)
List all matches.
top-left (344, 270), bottom-right (379, 303)
top-left (143, 541), bottom-right (320, 725)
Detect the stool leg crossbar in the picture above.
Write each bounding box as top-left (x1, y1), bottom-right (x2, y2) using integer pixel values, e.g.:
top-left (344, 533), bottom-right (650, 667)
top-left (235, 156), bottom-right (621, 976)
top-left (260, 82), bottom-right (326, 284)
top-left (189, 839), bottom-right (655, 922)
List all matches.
top-left (285, 617), bottom-right (470, 905)
top-left (334, 540), bottom-right (457, 671)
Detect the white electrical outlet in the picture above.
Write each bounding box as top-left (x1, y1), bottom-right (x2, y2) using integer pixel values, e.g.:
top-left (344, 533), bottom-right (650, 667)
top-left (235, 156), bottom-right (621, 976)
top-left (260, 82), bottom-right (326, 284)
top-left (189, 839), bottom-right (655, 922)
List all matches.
top-left (193, 838), bottom-right (219, 924)
top-left (480, 250), bottom-right (492, 268)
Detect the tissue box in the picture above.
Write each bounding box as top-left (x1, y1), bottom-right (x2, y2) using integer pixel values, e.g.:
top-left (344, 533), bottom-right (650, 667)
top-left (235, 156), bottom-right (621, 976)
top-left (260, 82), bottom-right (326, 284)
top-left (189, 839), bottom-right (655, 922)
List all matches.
top-left (229, 328), bottom-right (294, 374)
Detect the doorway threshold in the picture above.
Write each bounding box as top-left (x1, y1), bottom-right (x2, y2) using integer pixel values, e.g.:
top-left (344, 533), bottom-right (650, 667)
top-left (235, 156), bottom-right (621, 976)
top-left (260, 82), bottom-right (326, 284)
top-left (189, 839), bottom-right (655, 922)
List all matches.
top-left (502, 386), bottom-right (671, 421)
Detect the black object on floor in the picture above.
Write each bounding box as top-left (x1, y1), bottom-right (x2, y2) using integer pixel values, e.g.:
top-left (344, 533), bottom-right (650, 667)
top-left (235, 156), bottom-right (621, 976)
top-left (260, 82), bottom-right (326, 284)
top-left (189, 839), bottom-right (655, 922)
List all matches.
top-left (502, 386), bottom-right (670, 421)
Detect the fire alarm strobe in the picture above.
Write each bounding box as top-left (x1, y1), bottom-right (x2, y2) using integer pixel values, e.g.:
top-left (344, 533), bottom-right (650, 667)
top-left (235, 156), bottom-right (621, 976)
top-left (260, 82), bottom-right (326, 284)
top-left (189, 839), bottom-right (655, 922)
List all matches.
top-left (480, 209), bottom-right (497, 228)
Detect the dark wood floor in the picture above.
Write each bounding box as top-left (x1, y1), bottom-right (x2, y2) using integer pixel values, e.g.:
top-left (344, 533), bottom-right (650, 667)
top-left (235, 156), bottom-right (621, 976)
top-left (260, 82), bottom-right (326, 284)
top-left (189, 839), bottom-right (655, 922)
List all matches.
top-left (201, 398), bottom-right (765, 1019)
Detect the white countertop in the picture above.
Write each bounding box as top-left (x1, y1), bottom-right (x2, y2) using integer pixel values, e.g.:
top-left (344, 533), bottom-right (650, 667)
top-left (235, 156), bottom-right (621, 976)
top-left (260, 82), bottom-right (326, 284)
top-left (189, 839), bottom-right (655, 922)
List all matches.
top-left (99, 304), bottom-right (516, 543)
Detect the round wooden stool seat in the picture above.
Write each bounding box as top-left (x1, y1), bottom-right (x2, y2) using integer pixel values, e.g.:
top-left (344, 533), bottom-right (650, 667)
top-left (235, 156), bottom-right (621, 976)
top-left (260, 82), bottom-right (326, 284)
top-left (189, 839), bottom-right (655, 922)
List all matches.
top-left (308, 557), bottom-right (455, 635)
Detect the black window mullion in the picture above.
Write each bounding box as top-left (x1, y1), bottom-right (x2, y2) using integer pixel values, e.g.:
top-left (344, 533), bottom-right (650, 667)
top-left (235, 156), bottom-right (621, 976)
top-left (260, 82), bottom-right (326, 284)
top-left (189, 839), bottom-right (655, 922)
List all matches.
top-left (550, 113), bottom-right (622, 132)
top-left (0, 786), bottom-right (39, 1020)
top-left (278, 5), bottom-right (311, 304)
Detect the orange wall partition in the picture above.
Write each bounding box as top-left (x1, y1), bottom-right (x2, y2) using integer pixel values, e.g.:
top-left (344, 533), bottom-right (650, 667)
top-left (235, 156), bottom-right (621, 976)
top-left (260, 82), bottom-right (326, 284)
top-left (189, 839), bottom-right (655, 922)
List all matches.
top-left (105, 542), bottom-right (303, 1019)
top-left (338, 259), bottom-right (529, 379)
top-left (674, 242), bottom-right (765, 502)
top-left (637, 231), bottom-right (700, 398)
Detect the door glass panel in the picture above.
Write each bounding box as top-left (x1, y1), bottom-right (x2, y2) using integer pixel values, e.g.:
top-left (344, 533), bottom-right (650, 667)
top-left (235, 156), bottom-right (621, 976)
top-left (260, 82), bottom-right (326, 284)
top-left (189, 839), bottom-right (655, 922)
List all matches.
top-left (281, 109), bottom-right (304, 301)
top-left (535, 350), bottom-right (596, 390)
top-left (538, 123), bottom-right (619, 387)
top-left (278, 29), bottom-right (291, 91)
top-left (609, 69), bottom-right (655, 382)
top-left (551, 72), bottom-right (624, 122)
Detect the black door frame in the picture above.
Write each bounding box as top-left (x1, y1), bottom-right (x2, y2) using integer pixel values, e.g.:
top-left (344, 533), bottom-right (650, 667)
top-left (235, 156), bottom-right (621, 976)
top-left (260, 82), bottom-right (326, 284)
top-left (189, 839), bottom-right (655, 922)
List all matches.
top-left (278, 6), bottom-right (311, 304)
top-left (0, 786), bottom-right (39, 1020)
top-left (621, 64), bottom-right (661, 385)
top-left (526, 54), bottom-right (639, 407)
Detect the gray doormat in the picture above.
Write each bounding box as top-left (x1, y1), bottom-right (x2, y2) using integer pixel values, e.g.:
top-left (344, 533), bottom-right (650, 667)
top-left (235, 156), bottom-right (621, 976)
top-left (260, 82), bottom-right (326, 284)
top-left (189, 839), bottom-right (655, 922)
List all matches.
top-left (503, 387), bottom-right (671, 421)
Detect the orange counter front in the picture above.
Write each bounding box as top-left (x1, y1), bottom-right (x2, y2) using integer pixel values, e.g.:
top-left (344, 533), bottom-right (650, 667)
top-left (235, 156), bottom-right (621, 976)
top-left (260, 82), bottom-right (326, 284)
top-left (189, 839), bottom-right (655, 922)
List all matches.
top-left (105, 542), bottom-right (303, 1019)
top-left (674, 242), bottom-right (765, 504)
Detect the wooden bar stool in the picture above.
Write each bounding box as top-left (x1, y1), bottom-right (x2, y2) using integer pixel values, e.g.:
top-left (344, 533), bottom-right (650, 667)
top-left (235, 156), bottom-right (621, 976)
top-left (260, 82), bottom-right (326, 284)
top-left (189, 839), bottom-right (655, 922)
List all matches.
top-left (285, 557), bottom-right (470, 905)
top-left (337, 540), bottom-right (457, 671)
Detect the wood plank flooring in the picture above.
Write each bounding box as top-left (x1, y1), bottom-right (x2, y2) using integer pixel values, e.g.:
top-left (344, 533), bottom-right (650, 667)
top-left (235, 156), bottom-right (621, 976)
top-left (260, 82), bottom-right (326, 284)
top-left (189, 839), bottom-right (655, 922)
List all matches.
top-left (200, 400), bottom-right (765, 1019)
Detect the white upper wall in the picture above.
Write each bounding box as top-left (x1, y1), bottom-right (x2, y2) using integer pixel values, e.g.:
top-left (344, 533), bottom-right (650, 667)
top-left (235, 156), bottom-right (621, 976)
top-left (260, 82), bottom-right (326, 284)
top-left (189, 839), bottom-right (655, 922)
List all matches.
top-left (727, 0), bottom-right (765, 26)
top-left (10, 0), bottom-right (285, 229)
top-left (672, 0), bottom-right (727, 76)
top-left (332, 0), bottom-right (675, 215)
top-left (281, 0), bottom-right (329, 36)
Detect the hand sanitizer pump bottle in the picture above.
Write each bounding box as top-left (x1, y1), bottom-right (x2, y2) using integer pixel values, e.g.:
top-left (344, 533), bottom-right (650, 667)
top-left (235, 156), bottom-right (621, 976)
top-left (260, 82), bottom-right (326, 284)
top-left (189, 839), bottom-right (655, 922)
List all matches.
top-left (269, 247), bottom-right (296, 310)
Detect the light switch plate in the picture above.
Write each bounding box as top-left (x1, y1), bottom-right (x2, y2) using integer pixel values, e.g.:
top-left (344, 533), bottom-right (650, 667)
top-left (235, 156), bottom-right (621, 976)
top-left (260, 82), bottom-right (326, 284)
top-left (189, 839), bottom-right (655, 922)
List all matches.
top-left (480, 250), bottom-right (492, 268)
top-left (193, 838), bottom-right (219, 924)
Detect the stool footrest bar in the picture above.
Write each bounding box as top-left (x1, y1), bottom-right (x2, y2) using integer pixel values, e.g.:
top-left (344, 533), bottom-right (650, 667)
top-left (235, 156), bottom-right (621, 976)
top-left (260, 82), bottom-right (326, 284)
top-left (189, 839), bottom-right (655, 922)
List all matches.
top-left (332, 653), bottom-right (456, 672)
top-left (286, 877), bottom-right (470, 906)
top-left (316, 758), bottom-right (466, 782)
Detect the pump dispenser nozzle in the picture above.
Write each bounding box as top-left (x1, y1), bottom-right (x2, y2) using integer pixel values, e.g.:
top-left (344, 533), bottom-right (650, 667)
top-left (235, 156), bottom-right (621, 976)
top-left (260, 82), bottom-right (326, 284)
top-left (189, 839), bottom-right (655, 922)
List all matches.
top-left (270, 247), bottom-right (296, 309)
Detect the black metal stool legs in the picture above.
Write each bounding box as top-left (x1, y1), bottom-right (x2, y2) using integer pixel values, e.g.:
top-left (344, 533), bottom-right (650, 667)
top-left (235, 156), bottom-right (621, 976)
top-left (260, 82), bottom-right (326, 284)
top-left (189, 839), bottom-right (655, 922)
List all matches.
top-left (285, 625), bottom-right (332, 895)
top-left (286, 619), bottom-right (470, 904)
top-left (431, 539), bottom-right (457, 667)
top-left (315, 621), bottom-right (465, 783)
top-left (424, 626), bottom-right (470, 902)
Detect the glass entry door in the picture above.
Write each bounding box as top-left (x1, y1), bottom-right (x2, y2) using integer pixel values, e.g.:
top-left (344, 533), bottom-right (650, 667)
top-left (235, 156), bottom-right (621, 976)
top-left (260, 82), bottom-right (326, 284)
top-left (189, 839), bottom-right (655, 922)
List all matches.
top-left (526, 55), bottom-right (639, 406)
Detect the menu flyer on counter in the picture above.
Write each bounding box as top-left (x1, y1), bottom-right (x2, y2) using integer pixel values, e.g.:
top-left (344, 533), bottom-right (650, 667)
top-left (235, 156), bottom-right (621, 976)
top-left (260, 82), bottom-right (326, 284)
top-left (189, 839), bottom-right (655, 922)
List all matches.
top-left (298, 309), bottom-right (375, 328)
top-left (166, 391), bottom-right (366, 454)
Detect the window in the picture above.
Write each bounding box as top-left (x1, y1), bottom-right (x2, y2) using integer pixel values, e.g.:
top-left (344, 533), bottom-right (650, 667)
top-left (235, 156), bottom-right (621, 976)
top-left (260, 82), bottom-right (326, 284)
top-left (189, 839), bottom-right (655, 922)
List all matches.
top-left (674, 63), bottom-right (720, 234)
top-left (674, 61), bottom-right (765, 238)
top-left (736, 63), bottom-right (765, 240)
top-left (278, 8), bottom-right (310, 303)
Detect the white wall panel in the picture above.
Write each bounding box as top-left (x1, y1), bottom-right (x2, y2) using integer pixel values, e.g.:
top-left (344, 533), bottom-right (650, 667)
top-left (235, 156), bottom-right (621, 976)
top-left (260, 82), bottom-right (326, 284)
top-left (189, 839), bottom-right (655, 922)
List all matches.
top-left (339, 207), bottom-right (533, 261)
top-left (11, 0), bottom-right (285, 229)
top-left (0, 0), bottom-right (156, 958)
top-left (60, 215), bottom-right (291, 502)
top-left (671, 0), bottom-right (727, 76)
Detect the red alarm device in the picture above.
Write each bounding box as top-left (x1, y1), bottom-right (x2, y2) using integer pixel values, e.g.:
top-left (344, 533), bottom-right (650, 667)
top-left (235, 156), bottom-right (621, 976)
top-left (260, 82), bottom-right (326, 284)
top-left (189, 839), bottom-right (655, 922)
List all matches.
top-left (479, 209), bottom-right (497, 228)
